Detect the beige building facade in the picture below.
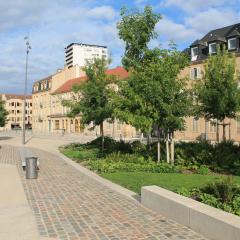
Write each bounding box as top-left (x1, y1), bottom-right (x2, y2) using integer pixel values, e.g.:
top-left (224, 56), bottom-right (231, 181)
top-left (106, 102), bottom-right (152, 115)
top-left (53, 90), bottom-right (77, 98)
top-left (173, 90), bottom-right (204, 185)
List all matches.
top-left (32, 65), bottom-right (136, 138)
top-left (0, 94), bottom-right (32, 130)
top-left (174, 56), bottom-right (240, 142)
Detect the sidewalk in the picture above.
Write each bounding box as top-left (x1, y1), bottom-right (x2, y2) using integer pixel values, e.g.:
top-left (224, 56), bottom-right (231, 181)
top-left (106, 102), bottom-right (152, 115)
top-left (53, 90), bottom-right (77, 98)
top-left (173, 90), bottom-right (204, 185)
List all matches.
top-left (0, 164), bottom-right (39, 240)
top-left (0, 136), bottom-right (208, 239)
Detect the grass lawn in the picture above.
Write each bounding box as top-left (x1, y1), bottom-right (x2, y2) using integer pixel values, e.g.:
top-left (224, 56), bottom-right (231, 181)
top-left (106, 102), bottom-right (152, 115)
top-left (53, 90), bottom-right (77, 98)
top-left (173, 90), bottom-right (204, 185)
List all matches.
top-left (60, 148), bottom-right (99, 162)
top-left (101, 172), bottom-right (240, 194)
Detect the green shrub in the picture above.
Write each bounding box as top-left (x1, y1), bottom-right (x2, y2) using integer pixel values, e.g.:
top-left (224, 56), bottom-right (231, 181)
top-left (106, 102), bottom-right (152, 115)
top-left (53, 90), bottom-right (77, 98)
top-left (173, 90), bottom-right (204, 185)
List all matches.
top-left (87, 158), bottom-right (177, 173)
top-left (196, 165), bottom-right (210, 175)
top-left (176, 179), bottom-right (240, 216)
top-left (175, 140), bottom-right (214, 167)
top-left (174, 140), bottom-right (240, 175)
top-left (200, 177), bottom-right (240, 204)
top-left (232, 195), bottom-right (240, 215)
top-left (60, 148), bottom-right (99, 162)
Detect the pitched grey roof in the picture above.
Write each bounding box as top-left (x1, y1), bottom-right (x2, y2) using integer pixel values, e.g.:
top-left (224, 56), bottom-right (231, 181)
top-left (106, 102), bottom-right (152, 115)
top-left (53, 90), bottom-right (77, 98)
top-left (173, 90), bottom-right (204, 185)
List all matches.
top-left (191, 23), bottom-right (240, 46)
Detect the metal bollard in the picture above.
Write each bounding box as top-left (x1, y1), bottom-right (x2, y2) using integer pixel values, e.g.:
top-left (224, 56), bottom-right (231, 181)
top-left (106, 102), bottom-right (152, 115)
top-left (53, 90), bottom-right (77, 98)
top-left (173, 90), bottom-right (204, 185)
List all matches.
top-left (26, 157), bottom-right (38, 179)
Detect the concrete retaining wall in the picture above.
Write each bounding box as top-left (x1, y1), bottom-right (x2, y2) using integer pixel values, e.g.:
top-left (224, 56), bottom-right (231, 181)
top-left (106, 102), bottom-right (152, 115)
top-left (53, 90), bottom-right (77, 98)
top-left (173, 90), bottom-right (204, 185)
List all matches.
top-left (141, 185), bottom-right (240, 240)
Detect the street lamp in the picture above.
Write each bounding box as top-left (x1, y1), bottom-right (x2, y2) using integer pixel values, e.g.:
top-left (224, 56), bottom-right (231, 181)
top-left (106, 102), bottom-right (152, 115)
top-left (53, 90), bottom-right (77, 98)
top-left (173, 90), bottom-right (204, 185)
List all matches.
top-left (22, 36), bottom-right (31, 145)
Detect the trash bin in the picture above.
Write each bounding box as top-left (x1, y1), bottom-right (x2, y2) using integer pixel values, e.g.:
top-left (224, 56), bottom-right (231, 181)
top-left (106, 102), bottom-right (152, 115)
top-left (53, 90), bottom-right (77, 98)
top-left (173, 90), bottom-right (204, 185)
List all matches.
top-left (26, 157), bottom-right (38, 179)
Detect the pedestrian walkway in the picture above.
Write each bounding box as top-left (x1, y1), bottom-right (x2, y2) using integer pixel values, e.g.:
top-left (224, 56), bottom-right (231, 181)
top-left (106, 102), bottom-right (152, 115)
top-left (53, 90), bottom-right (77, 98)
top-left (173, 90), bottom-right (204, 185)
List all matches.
top-left (0, 162), bottom-right (40, 240)
top-left (0, 145), bottom-right (207, 240)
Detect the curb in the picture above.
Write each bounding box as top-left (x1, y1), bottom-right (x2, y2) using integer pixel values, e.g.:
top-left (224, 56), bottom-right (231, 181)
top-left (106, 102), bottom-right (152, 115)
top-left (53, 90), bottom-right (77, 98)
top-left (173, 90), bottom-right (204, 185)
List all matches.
top-left (57, 152), bottom-right (141, 203)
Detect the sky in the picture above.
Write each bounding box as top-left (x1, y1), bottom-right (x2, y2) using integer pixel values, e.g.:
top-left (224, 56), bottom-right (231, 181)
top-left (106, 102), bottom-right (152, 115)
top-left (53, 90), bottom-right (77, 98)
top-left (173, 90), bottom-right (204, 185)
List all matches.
top-left (0, 0), bottom-right (240, 94)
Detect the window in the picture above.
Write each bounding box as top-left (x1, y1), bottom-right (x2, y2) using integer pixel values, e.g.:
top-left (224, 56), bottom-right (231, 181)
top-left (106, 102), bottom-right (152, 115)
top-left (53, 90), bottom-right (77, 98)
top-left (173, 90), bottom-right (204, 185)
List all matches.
top-left (228, 38), bottom-right (237, 50)
top-left (190, 67), bottom-right (201, 80)
top-left (210, 120), bottom-right (217, 133)
top-left (192, 118), bottom-right (199, 132)
top-left (209, 43), bottom-right (217, 54)
top-left (55, 120), bottom-right (60, 130)
top-left (191, 47), bottom-right (198, 60)
top-left (117, 121), bottom-right (121, 130)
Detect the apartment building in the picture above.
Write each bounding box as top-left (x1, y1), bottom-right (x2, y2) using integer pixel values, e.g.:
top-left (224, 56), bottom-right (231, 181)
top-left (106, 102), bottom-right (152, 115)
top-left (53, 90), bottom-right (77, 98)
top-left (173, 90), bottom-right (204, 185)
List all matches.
top-left (175, 23), bottom-right (240, 142)
top-left (50, 66), bottom-right (136, 137)
top-left (0, 94), bottom-right (32, 130)
top-left (32, 65), bottom-right (85, 133)
top-left (32, 65), bottom-right (136, 138)
top-left (65, 43), bottom-right (108, 68)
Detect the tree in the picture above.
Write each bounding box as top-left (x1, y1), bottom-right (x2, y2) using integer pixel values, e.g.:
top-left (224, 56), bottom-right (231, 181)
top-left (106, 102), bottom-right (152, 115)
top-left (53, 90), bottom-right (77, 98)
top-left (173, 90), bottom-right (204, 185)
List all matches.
top-left (115, 6), bottom-right (190, 163)
top-left (117, 6), bottom-right (161, 70)
top-left (0, 100), bottom-right (8, 127)
top-left (64, 58), bottom-right (115, 151)
top-left (195, 48), bottom-right (240, 141)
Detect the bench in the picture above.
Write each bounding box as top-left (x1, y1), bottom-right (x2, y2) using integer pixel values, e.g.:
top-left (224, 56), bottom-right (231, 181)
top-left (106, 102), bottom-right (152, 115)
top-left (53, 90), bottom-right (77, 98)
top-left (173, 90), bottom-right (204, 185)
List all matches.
top-left (19, 147), bottom-right (39, 170)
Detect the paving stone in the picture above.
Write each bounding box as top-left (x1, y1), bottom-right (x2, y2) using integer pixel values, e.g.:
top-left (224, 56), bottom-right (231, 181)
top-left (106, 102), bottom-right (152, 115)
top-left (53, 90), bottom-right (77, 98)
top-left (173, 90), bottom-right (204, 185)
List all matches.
top-left (0, 145), bottom-right (208, 240)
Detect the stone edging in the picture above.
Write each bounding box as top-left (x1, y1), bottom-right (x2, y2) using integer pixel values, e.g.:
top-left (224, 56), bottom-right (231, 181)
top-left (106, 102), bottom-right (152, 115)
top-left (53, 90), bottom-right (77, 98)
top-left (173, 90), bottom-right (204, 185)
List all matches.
top-left (141, 185), bottom-right (240, 240)
top-left (57, 152), bottom-right (140, 203)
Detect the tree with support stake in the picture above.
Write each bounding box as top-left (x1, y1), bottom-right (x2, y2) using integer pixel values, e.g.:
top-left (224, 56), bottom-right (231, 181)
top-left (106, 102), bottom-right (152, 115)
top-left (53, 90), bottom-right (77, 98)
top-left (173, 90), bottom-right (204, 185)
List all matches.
top-left (194, 47), bottom-right (240, 142)
top-left (115, 6), bottom-right (191, 163)
top-left (63, 58), bottom-right (116, 152)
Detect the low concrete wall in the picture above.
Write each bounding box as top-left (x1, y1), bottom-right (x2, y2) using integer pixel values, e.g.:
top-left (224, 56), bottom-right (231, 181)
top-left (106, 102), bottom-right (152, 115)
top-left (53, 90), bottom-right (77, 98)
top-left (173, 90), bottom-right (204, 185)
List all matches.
top-left (141, 185), bottom-right (240, 240)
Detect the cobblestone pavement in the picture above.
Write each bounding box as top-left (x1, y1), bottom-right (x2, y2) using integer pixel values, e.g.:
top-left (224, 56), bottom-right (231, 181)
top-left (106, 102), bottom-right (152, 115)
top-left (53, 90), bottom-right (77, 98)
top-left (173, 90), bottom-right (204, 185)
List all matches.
top-left (0, 145), bottom-right (208, 240)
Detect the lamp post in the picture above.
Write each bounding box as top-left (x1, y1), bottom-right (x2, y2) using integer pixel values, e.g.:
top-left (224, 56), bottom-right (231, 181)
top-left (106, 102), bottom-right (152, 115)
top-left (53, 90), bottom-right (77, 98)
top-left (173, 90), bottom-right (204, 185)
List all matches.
top-left (22, 37), bottom-right (31, 145)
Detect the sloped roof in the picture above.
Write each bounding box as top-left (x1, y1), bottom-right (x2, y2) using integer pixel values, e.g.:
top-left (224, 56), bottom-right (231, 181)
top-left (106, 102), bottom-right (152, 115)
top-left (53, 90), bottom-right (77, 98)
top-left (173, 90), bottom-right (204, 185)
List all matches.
top-left (2, 94), bottom-right (32, 100)
top-left (228, 29), bottom-right (240, 38)
top-left (190, 40), bottom-right (206, 47)
top-left (191, 23), bottom-right (240, 47)
top-left (53, 66), bottom-right (129, 94)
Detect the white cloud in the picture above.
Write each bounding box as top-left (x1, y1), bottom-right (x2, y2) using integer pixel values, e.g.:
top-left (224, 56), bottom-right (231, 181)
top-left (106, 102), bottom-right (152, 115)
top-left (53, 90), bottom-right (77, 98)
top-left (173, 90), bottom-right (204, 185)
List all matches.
top-left (185, 8), bottom-right (239, 34)
top-left (156, 16), bottom-right (201, 44)
top-left (0, 1), bottom-right (49, 32)
top-left (0, 1), bottom-right (122, 93)
top-left (88, 6), bottom-right (117, 20)
top-left (161, 0), bottom-right (230, 13)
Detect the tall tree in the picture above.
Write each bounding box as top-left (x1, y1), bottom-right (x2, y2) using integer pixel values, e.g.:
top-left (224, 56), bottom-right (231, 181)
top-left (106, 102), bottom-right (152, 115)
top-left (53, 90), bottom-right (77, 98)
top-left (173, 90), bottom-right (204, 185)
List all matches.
top-left (117, 6), bottom-right (161, 70)
top-left (0, 100), bottom-right (8, 127)
top-left (115, 6), bottom-right (190, 163)
top-left (64, 58), bottom-right (115, 150)
top-left (195, 48), bottom-right (240, 141)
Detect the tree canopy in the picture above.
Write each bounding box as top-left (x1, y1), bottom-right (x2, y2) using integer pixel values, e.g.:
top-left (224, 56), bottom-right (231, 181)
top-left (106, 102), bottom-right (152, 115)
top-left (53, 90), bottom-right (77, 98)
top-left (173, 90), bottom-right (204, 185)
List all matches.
top-left (195, 48), bottom-right (240, 122)
top-left (115, 6), bottom-right (190, 136)
top-left (0, 100), bottom-right (8, 127)
top-left (117, 6), bottom-right (161, 70)
top-left (64, 58), bottom-right (115, 135)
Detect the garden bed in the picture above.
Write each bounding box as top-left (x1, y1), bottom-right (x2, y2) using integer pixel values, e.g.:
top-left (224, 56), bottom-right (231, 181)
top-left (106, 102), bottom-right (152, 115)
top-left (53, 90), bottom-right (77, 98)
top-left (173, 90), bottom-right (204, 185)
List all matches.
top-left (60, 137), bottom-right (240, 216)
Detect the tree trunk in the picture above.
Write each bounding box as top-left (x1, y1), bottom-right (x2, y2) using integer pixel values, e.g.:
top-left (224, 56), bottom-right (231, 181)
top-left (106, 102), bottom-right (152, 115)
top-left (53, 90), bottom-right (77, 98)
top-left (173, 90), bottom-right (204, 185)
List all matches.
top-left (147, 134), bottom-right (151, 150)
top-left (216, 120), bottom-right (219, 143)
top-left (229, 123), bottom-right (231, 140)
top-left (157, 129), bottom-right (161, 163)
top-left (166, 133), bottom-right (170, 164)
top-left (223, 120), bottom-right (226, 142)
top-left (100, 122), bottom-right (104, 152)
top-left (205, 119), bottom-right (208, 141)
top-left (170, 132), bottom-right (175, 165)
top-left (157, 140), bottom-right (161, 163)
top-left (112, 118), bottom-right (115, 140)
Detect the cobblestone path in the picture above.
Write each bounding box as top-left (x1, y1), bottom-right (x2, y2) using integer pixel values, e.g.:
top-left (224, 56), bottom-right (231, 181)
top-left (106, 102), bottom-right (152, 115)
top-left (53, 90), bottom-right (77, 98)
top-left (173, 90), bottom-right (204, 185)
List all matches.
top-left (0, 145), bottom-right (207, 240)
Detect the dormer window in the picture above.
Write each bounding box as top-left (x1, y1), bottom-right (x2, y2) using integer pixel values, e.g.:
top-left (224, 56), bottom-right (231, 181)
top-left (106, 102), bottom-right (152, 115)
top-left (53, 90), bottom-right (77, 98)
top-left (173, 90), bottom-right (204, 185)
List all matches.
top-left (228, 38), bottom-right (237, 50)
top-left (209, 42), bottom-right (217, 54)
top-left (191, 47), bottom-right (199, 61)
